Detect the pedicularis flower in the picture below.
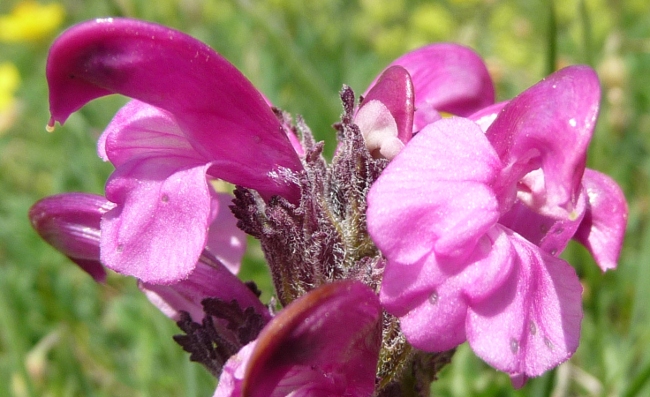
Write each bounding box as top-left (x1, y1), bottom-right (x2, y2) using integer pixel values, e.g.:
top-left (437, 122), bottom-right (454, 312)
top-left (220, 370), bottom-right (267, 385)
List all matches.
top-left (31, 17), bottom-right (626, 396)
top-left (46, 18), bottom-right (302, 284)
top-left (367, 65), bottom-right (628, 384)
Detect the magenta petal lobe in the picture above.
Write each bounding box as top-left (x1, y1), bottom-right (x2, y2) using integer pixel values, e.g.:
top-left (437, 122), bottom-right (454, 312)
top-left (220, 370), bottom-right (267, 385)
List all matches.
top-left (240, 281), bottom-right (382, 397)
top-left (368, 117), bottom-right (501, 265)
top-left (467, 230), bottom-right (583, 378)
top-left (574, 169), bottom-right (628, 271)
top-left (213, 341), bottom-right (256, 397)
top-left (398, 279), bottom-right (469, 352)
top-left (486, 65), bottom-right (601, 218)
top-left (140, 254), bottom-right (269, 323)
top-left (47, 18), bottom-right (301, 200)
top-left (389, 228), bottom-right (516, 352)
top-left (205, 193), bottom-right (247, 274)
top-left (101, 158), bottom-right (215, 283)
top-left (98, 99), bottom-right (200, 166)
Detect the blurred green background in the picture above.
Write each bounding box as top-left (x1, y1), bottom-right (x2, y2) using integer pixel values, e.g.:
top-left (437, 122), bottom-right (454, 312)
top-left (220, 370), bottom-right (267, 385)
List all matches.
top-left (1, 0), bottom-right (649, 396)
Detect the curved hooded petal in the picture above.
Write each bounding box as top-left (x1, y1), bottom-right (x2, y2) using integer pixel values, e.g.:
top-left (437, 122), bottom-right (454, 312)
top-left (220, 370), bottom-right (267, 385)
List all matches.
top-left (573, 169), bottom-right (628, 271)
top-left (47, 18), bottom-right (301, 201)
top-left (358, 65), bottom-right (414, 146)
top-left (234, 281), bottom-right (382, 397)
top-left (367, 117), bottom-right (501, 265)
top-left (29, 193), bottom-right (114, 282)
top-left (366, 43), bottom-right (494, 131)
top-left (486, 66), bottom-right (600, 218)
top-left (140, 253), bottom-right (270, 324)
top-left (466, 228), bottom-right (583, 380)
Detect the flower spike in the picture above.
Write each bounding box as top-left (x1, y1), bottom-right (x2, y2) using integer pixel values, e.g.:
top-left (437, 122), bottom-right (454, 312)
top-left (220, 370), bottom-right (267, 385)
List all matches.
top-left (32, 17), bottom-right (627, 393)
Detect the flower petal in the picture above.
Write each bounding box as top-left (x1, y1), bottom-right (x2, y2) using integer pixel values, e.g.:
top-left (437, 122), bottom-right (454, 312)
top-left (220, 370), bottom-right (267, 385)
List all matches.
top-left (361, 65), bottom-right (414, 144)
top-left (486, 65), bottom-right (600, 218)
top-left (29, 193), bottom-right (114, 282)
top-left (98, 99), bottom-right (202, 166)
top-left (399, 280), bottom-right (468, 352)
top-left (205, 193), bottom-right (247, 274)
top-left (379, 256), bottom-right (444, 318)
top-left (97, 98), bottom-right (243, 282)
top-left (140, 253), bottom-right (269, 323)
top-left (499, 187), bottom-right (587, 256)
top-left (368, 43), bottom-right (494, 131)
top-left (213, 341), bottom-right (256, 397)
top-left (467, 228), bottom-right (583, 378)
top-left (387, 228), bottom-right (516, 352)
top-left (240, 281), bottom-right (382, 397)
top-left (468, 101), bottom-right (509, 132)
top-left (354, 99), bottom-right (403, 160)
top-left (573, 169), bottom-right (628, 271)
top-left (367, 117), bottom-right (501, 265)
top-left (101, 157), bottom-right (215, 283)
top-left (47, 18), bottom-right (301, 201)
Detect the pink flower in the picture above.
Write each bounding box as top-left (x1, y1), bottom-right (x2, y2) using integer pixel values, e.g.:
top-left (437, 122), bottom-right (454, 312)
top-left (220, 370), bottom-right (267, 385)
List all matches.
top-left (45, 18), bottom-right (302, 283)
top-left (37, 17), bottom-right (628, 392)
top-left (355, 43), bottom-right (494, 160)
top-left (29, 191), bottom-right (268, 376)
top-left (213, 281), bottom-right (382, 397)
top-left (366, 65), bottom-right (627, 383)
top-left (29, 191), bottom-right (247, 282)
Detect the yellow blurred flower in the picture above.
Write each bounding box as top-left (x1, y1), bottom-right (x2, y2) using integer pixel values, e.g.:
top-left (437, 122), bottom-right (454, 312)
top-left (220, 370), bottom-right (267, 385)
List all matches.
top-left (0, 62), bottom-right (21, 133)
top-left (0, 1), bottom-right (65, 42)
top-left (0, 62), bottom-right (19, 110)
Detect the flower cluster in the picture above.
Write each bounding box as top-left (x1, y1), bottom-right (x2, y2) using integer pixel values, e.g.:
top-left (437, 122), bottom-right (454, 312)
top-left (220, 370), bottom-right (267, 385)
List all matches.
top-left (31, 18), bottom-right (627, 396)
